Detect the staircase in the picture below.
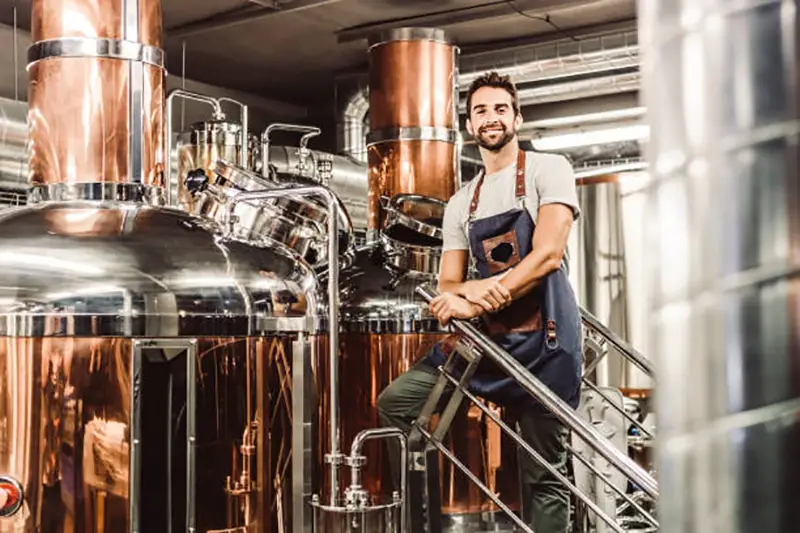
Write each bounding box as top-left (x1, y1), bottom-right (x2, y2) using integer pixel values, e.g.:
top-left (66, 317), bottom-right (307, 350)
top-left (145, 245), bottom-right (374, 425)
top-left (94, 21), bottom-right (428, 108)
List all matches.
top-left (409, 285), bottom-right (659, 533)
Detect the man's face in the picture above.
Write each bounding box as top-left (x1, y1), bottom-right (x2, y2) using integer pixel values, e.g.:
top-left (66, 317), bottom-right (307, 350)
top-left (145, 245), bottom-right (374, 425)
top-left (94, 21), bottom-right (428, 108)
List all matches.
top-left (466, 86), bottom-right (522, 152)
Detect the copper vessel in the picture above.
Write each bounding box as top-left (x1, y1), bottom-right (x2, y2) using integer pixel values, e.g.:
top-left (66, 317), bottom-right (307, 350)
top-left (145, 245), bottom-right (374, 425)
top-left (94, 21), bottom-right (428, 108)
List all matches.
top-left (0, 1), bottom-right (327, 532)
top-left (28, 0), bottom-right (165, 189)
top-left (366, 27), bottom-right (460, 230)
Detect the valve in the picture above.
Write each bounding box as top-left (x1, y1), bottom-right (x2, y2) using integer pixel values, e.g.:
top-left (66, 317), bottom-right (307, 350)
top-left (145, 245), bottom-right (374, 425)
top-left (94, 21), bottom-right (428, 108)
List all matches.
top-left (0, 476), bottom-right (23, 518)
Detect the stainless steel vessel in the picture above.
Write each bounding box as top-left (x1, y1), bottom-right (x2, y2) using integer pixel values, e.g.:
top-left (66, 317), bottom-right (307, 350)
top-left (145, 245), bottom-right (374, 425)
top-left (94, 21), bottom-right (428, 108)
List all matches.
top-left (640, 0), bottom-right (800, 531)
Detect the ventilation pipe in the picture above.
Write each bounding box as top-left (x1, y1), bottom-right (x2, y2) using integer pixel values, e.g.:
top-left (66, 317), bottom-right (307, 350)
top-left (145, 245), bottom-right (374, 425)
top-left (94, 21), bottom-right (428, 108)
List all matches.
top-left (338, 30), bottom-right (640, 160)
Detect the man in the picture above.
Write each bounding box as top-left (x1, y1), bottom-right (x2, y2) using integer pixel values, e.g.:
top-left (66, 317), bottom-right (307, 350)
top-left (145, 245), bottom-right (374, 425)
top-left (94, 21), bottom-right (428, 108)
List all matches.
top-left (376, 71), bottom-right (583, 532)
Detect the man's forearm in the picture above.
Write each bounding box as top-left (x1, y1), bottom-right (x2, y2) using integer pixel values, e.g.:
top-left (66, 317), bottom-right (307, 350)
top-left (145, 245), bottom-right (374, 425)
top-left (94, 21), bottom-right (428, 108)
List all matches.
top-left (438, 279), bottom-right (467, 296)
top-left (499, 248), bottom-right (562, 300)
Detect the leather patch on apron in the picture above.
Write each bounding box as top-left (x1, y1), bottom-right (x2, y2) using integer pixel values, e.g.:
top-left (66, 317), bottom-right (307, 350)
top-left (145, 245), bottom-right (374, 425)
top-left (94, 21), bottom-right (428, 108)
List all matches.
top-left (483, 290), bottom-right (542, 335)
top-left (481, 228), bottom-right (522, 275)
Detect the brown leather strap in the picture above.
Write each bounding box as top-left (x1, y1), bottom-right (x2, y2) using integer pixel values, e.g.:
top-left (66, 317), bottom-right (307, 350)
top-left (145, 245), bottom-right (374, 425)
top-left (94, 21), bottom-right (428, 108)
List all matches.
top-left (468, 149), bottom-right (526, 216)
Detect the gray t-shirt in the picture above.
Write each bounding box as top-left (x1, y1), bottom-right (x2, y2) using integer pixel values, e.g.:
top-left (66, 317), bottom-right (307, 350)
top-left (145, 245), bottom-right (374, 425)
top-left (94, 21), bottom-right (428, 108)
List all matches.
top-left (441, 151), bottom-right (580, 267)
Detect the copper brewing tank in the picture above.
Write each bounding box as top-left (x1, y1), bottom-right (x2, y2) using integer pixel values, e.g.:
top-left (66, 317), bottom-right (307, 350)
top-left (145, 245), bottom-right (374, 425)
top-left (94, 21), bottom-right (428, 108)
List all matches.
top-left (27, 0), bottom-right (166, 191)
top-left (335, 28), bottom-right (519, 527)
top-left (366, 27), bottom-right (460, 231)
top-left (0, 1), bottom-right (326, 532)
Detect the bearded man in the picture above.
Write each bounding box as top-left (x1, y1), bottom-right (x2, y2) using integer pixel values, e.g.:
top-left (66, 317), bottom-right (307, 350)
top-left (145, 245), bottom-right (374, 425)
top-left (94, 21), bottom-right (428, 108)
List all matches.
top-left (377, 71), bottom-right (583, 532)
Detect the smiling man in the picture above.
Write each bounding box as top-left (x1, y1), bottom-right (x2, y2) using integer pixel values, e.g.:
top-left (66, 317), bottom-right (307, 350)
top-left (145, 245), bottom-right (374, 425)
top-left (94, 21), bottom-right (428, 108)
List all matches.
top-left (377, 71), bottom-right (584, 532)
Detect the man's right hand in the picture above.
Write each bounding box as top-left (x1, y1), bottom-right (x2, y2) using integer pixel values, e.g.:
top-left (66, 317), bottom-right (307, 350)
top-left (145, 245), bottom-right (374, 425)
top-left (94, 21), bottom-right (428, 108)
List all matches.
top-left (430, 293), bottom-right (482, 326)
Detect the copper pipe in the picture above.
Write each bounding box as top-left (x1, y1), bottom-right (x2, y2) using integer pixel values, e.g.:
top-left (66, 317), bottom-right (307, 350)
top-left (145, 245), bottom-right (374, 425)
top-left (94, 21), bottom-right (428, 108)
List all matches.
top-left (28, 0), bottom-right (165, 188)
top-left (366, 28), bottom-right (459, 230)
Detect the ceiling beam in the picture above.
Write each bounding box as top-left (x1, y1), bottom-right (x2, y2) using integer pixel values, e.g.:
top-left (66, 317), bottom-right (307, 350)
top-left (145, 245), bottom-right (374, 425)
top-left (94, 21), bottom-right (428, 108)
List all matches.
top-left (335, 0), bottom-right (592, 44)
top-left (166, 0), bottom-right (344, 40)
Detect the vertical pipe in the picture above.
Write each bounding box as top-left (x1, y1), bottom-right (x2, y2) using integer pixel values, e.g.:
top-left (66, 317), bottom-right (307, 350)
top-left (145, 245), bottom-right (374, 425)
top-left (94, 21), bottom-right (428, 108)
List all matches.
top-left (639, 0), bottom-right (800, 531)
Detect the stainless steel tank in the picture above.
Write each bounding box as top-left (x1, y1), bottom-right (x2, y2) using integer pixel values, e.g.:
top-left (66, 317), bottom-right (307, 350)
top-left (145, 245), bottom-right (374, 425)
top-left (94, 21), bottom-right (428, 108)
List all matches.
top-left (640, 0), bottom-right (800, 531)
top-left (573, 172), bottom-right (654, 393)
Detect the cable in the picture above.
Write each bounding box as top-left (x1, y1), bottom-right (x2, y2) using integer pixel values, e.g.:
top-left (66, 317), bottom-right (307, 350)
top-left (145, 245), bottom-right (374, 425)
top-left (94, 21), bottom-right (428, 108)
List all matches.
top-left (504, 0), bottom-right (581, 42)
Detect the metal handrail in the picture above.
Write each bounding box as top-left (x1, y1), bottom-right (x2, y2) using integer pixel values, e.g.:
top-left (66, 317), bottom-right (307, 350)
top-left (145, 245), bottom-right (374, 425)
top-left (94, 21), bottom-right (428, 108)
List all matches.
top-left (415, 285), bottom-right (660, 500)
top-left (579, 305), bottom-right (656, 379)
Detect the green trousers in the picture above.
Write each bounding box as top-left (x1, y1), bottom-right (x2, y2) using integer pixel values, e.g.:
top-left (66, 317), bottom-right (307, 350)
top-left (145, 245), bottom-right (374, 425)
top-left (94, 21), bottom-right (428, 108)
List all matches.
top-left (376, 360), bottom-right (572, 533)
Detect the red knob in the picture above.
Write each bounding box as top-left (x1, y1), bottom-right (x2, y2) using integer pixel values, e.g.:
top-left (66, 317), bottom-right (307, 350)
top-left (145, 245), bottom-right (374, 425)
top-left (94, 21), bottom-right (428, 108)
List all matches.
top-left (0, 477), bottom-right (23, 517)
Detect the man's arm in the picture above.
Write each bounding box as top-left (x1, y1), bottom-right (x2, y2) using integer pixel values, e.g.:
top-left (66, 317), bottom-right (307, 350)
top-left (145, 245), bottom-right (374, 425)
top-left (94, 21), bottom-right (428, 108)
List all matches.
top-left (499, 154), bottom-right (579, 299)
top-left (498, 203), bottom-right (573, 299)
top-left (438, 249), bottom-right (468, 295)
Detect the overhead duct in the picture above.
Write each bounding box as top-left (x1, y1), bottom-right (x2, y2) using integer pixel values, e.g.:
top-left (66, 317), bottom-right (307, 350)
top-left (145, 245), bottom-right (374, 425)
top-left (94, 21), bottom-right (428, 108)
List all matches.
top-left (338, 31), bottom-right (640, 160)
top-left (0, 98), bottom-right (27, 192)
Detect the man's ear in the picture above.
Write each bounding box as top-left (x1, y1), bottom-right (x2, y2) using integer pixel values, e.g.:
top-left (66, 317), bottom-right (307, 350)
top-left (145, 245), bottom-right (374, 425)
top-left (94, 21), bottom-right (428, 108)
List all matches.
top-left (466, 117), bottom-right (474, 136)
top-left (514, 112), bottom-right (523, 130)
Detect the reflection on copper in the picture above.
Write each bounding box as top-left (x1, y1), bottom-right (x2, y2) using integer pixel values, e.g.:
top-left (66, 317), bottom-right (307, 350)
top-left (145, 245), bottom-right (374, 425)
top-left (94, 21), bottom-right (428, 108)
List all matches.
top-left (333, 334), bottom-right (519, 515)
top-left (368, 141), bottom-right (457, 229)
top-left (368, 41), bottom-right (456, 130)
top-left (0, 337), bottom-right (132, 531)
top-left (32, 0), bottom-right (162, 46)
top-left (28, 60), bottom-right (164, 187)
top-left (29, 0), bottom-right (165, 187)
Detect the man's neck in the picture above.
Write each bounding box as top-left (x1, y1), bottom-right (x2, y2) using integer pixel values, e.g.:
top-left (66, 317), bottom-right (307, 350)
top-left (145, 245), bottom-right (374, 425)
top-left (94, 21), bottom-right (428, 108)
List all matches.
top-left (479, 138), bottom-right (520, 175)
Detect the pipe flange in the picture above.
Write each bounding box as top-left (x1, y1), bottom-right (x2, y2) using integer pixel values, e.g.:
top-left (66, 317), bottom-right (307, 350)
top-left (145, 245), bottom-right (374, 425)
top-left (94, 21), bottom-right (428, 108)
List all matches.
top-left (345, 455), bottom-right (367, 468)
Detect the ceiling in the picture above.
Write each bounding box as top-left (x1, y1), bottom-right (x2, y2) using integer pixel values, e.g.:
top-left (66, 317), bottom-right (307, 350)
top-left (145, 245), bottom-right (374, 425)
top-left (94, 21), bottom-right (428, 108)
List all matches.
top-left (0, 0), bottom-right (636, 107)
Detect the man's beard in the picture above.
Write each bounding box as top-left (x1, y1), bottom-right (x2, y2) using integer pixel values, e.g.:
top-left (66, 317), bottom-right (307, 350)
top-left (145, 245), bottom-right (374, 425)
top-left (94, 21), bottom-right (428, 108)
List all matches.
top-left (474, 123), bottom-right (515, 152)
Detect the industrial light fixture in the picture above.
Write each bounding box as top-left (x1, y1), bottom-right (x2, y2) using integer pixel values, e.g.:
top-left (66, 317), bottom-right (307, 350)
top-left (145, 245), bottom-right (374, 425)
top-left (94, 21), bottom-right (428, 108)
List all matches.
top-left (531, 124), bottom-right (650, 151)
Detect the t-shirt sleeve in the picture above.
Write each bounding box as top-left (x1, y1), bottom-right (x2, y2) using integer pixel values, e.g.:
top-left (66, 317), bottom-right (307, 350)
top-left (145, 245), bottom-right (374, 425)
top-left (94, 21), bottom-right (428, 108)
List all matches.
top-left (534, 154), bottom-right (581, 220)
top-left (441, 190), bottom-right (469, 251)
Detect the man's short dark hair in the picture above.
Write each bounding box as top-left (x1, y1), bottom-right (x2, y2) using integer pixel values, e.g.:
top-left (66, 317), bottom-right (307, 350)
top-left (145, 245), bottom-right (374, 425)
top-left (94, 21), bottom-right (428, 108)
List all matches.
top-left (465, 71), bottom-right (521, 117)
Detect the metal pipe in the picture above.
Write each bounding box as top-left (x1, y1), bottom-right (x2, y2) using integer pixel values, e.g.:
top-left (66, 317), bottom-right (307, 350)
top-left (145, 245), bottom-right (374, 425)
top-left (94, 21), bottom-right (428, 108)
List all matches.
top-left (438, 371), bottom-right (628, 533)
top-left (165, 89), bottom-right (224, 206)
top-left (220, 185), bottom-right (341, 505)
top-left (418, 426), bottom-right (535, 533)
top-left (260, 123), bottom-right (321, 179)
top-left (415, 284), bottom-right (659, 499)
top-left (217, 97), bottom-right (249, 168)
top-left (346, 427), bottom-right (407, 533)
top-left (580, 305), bottom-right (655, 378)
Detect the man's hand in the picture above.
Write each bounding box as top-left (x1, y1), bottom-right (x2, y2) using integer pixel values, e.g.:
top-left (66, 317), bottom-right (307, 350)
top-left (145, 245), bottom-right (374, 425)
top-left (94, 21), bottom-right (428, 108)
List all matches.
top-left (461, 275), bottom-right (512, 313)
top-left (430, 293), bottom-right (482, 326)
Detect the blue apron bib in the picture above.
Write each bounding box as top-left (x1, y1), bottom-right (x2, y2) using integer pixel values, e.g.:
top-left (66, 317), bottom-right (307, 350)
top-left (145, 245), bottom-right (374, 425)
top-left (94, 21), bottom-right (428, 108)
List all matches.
top-left (425, 149), bottom-right (583, 414)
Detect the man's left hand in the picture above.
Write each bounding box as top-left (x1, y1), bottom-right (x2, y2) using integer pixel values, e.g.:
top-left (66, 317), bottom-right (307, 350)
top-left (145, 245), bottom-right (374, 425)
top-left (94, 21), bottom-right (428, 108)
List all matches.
top-left (461, 275), bottom-right (512, 313)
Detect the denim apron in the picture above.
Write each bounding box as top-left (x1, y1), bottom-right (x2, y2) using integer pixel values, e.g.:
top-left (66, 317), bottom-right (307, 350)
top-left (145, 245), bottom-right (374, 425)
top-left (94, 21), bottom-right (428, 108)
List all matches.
top-left (425, 150), bottom-right (583, 413)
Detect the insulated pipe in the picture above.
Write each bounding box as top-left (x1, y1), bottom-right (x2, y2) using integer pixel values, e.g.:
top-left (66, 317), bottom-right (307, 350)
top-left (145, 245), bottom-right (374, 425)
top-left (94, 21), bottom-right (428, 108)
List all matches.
top-left (0, 98), bottom-right (28, 192)
top-left (640, 0), bottom-right (800, 530)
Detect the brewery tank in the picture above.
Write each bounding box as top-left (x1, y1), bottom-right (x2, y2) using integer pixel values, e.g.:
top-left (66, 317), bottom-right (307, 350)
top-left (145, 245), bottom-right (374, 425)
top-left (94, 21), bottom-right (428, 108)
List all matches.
top-left (0, 1), bottom-right (324, 532)
top-left (336, 27), bottom-right (520, 528)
